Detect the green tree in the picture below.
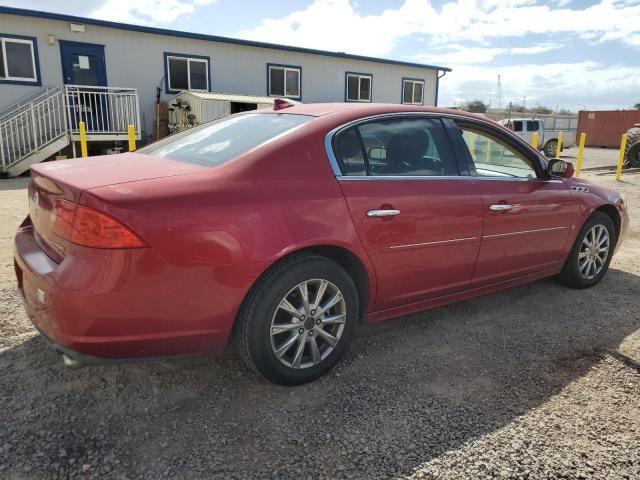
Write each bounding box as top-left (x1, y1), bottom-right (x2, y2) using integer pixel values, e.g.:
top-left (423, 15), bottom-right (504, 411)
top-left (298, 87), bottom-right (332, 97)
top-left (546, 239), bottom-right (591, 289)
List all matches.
top-left (460, 100), bottom-right (488, 113)
top-left (634, 103), bottom-right (640, 109)
top-left (530, 105), bottom-right (553, 114)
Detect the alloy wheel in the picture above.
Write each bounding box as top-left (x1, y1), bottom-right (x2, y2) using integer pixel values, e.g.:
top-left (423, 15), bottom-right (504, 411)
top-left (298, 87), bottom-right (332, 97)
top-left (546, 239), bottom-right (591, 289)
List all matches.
top-left (578, 224), bottom-right (610, 280)
top-left (270, 279), bottom-right (346, 369)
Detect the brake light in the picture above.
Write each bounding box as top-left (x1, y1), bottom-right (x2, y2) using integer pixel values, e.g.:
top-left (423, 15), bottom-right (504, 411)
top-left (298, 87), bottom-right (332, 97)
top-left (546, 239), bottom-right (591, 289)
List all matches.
top-left (52, 200), bottom-right (146, 248)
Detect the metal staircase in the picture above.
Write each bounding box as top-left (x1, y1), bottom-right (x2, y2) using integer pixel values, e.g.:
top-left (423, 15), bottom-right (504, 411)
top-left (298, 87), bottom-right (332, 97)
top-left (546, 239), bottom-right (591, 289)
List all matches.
top-left (0, 85), bottom-right (141, 177)
top-left (0, 87), bottom-right (69, 177)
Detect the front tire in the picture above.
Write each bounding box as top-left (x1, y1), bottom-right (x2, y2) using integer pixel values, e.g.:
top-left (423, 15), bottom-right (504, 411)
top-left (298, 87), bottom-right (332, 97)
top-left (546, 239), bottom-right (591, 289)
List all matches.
top-left (556, 212), bottom-right (616, 289)
top-left (234, 253), bottom-right (359, 385)
top-left (544, 140), bottom-right (558, 157)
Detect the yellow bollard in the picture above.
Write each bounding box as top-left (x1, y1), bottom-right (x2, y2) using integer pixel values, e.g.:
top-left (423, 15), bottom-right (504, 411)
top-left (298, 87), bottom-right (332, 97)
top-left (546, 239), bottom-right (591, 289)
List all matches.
top-left (575, 133), bottom-right (586, 177)
top-left (128, 125), bottom-right (136, 152)
top-left (555, 131), bottom-right (563, 160)
top-left (468, 132), bottom-right (476, 158)
top-left (615, 133), bottom-right (628, 181)
top-left (79, 121), bottom-right (88, 158)
top-left (531, 132), bottom-right (539, 150)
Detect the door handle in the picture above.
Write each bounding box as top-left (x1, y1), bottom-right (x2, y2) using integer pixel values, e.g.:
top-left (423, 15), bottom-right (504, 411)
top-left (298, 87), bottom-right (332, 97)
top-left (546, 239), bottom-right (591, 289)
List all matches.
top-left (367, 209), bottom-right (400, 218)
top-left (489, 204), bottom-right (513, 211)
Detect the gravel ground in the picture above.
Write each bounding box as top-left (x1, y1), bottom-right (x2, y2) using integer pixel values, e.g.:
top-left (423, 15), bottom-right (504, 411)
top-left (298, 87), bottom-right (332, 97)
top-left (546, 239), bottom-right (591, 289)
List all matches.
top-left (1, 154), bottom-right (639, 479)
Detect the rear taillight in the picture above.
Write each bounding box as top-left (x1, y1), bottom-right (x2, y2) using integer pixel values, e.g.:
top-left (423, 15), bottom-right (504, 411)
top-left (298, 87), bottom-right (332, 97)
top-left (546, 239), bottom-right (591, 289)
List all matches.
top-left (52, 200), bottom-right (146, 249)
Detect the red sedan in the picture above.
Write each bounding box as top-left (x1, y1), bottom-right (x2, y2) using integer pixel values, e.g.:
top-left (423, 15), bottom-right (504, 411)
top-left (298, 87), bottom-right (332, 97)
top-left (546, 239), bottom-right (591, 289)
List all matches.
top-left (14, 103), bottom-right (628, 385)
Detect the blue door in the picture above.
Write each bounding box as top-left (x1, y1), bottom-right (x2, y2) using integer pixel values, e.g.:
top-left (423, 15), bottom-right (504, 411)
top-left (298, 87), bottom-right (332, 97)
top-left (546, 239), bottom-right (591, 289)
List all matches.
top-left (60, 41), bottom-right (107, 131)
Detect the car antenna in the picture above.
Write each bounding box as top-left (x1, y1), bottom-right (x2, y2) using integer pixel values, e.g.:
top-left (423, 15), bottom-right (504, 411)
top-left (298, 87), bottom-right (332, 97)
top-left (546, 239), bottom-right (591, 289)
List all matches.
top-left (273, 98), bottom-right (295, 111)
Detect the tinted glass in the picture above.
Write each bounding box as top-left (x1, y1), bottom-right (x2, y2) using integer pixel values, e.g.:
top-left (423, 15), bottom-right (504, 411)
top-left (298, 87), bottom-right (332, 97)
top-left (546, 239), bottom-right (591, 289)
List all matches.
top-left (346, 75), bottom-right (358, 101)
top-left (414, 82), bottom-right (423, 104)
top-left (461, 128), bottom-right (537, 178)
top-left (140, 113), bottom-right (312, 167)
top-left (269, 68), bottom-right (284, 96)
top-left (402, 81), bottom-right (412, 103)
top-left (527, 120), bottom-right (539, 131)
top-left (0, 45), bottom-right (4, 77)
top-left (512, 120), bottom-right (523, 131)
top-left (72, 54), bottom-right (98, 86)
top-left (335, 128), bottom-right (366, 175)
top-left (189, 60), bottom-right (207, 90)
top-left (285, 69), bottom-right (299, 96)
top-left (5, 41), bottom-right (35, 79)
top-left (360, 77), bottom-right (371, 100)
top-left (168, 58), bottom-right (188, 90)
top-left (356, 118), bottom-right (458, 176)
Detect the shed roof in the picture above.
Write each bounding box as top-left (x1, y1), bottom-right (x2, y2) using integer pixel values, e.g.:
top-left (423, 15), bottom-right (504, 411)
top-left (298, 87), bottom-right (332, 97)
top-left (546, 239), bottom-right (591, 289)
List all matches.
top-left (175, 91), bottom-right (296, 105)
top-left (0, 6), bottom-right (451, 73)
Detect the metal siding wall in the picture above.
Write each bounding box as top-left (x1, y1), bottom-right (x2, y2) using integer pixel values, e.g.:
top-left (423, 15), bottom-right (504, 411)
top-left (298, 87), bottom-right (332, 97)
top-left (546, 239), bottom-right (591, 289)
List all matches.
top-left (0, 13), bottom-right (441, 136)
top-left (577, 110), bottom-right (640, 148)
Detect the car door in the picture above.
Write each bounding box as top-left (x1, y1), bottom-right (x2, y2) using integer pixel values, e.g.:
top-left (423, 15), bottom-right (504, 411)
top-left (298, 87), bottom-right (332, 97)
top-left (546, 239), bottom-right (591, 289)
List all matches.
top-left (331, 116), bottom-right (483, 310)
top-left (453, 119), bottom-right (578, 286)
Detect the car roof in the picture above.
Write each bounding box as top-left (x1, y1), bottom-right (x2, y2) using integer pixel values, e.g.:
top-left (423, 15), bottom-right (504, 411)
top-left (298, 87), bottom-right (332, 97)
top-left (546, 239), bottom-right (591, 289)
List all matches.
top-left (260, 102), bottom-right (494, 124)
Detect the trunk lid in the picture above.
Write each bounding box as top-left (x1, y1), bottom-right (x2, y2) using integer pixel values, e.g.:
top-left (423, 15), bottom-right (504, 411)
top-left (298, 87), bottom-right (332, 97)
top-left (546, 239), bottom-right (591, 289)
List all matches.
top-left (28, 153), bottom-right (207, 259)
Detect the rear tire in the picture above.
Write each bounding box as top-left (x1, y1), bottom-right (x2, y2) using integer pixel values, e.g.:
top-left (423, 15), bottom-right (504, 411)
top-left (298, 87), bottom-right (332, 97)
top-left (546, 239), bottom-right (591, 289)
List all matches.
top-left (234, 253), bottom-right (359, 385)
top-left (544, 140), bottom-right (557, 157)
top-left (624, 126), bottom-right (640, 168)
top-left (556, 212), bottom-right (616, 289)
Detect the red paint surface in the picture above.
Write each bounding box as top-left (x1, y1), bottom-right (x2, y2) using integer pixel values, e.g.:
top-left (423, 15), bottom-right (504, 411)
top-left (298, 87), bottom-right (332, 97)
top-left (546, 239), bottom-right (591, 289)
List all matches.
top-left (14, 103), bottom-right (629, 361)
top-left (577, 110), bottom-right (640, 148)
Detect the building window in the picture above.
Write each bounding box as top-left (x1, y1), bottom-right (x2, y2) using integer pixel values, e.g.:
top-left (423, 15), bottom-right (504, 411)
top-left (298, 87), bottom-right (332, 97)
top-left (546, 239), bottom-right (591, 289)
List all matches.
top-left (164, 53), bottom-right (210, 93)
top-left (402, 78), bottom-right (424, 105)
top-left (0, 34), bottom-right (39, 84)
top-left (345, 72), bottom-right (372, 102)
top-left (267, 64), bottom-right (301, 98)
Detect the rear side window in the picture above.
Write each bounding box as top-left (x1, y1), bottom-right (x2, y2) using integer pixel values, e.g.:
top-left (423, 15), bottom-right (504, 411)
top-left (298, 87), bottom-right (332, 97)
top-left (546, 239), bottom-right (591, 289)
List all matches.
top-left (512, 120), bottom-right (523, 132)
top-left (140, 113), bottom-right (312, 167)
top-left (334, 117), bottom-right (458, 177)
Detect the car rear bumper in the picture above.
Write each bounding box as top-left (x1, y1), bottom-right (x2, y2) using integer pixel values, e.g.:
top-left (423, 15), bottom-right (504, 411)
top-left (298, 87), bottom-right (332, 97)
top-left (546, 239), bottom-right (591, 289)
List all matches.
top-left (14, 218), bottom-right (267, 360)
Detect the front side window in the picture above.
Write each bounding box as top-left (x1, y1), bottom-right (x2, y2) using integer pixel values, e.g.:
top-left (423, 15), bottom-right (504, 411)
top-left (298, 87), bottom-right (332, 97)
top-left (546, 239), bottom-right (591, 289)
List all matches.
top-left (166, 54), bottom-right (209, 93)
top-left (334, 117), bottom-right (458, 177)
top-left (345, 73), bottom-right (372, 102)
top-left (268, 65), bottom-right (301, 98)
top-left (0, 35), bottom-right (38, 83)
top-left (140, 113), bottom-right (312, 167)
top-left (460, 127), bottom-right (537, 178)
top-left (402, 79), bottom-right (424, 105)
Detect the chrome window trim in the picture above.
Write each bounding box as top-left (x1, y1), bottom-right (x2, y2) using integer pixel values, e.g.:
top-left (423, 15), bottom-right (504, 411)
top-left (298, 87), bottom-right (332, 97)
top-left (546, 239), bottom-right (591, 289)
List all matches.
top-left (323, 111), bottom-right (549, 181)
top-left (336, 175), bottom-right (562, 183)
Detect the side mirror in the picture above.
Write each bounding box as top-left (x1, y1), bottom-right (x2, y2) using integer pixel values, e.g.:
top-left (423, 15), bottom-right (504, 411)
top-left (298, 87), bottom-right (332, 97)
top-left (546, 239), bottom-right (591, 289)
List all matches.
top-left (547, 159), bottom-right (574, 178)
top-left (368, 147), bottom-right (386, 160)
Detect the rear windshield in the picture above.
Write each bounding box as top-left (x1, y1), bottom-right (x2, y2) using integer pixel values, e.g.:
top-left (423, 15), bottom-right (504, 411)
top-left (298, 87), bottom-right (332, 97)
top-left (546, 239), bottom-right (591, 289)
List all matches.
top-left (139, 113), bottom-right (313, 167)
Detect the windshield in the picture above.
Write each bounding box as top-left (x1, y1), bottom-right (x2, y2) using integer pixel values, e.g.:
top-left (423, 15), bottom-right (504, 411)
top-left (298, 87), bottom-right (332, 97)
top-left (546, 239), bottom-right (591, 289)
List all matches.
top-left (139, 113), bottom-right (313, 167)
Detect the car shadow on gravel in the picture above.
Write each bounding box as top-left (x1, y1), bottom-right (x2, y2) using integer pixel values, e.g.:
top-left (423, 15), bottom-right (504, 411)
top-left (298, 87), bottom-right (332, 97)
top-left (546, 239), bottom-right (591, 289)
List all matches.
top-left (1, 268), bottom-right (639, 479)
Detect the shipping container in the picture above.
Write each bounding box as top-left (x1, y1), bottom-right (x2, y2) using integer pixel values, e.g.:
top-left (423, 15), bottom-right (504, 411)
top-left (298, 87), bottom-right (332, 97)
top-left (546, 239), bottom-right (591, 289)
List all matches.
top-left (577, 110), bottom-right (640, 148)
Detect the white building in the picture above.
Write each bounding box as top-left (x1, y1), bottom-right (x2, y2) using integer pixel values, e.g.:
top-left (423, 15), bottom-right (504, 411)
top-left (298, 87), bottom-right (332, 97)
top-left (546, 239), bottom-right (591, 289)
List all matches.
top-left (0, 6), bottom-right (450, 176)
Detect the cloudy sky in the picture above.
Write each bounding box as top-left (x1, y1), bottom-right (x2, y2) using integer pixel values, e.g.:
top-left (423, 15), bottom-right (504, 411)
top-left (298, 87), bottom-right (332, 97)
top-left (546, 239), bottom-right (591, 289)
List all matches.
top-left (4, 0), bottom-right (640, 110)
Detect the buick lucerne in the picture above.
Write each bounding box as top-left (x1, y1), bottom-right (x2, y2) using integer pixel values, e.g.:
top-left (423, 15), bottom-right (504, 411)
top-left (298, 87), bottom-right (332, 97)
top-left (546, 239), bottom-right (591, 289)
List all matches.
top-left (14, 103), bottom-right (628, 384)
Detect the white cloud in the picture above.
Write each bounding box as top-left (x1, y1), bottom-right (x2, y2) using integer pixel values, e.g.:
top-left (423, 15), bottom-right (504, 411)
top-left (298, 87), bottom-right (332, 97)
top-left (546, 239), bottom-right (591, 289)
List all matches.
top-left (439, 60), bottom-right (640, 109)
top-left (236, 0), bottom-right (640, 56)
top-left (89, 0), bottom-right (217, 25)
top-left (408, 42), bottom-right (562, 65)
top-left (509, 43), bottom-right (562, 54)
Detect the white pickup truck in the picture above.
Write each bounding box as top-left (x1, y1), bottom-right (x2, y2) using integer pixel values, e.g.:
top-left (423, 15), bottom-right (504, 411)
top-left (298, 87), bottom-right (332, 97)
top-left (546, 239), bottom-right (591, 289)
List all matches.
top-left (499, 117), bottom-right (578, 157)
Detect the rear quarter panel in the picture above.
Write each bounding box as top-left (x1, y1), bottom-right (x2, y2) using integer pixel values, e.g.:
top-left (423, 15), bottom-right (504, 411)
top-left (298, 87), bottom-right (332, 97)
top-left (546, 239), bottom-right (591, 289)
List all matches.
top-left (82, 122), bottom-right (377, 318)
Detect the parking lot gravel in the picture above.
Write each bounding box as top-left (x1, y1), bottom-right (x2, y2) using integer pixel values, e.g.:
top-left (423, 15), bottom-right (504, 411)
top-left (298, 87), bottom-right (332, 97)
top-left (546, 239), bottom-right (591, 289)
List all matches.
top-left (1, 150), bottom-right (639, 479)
